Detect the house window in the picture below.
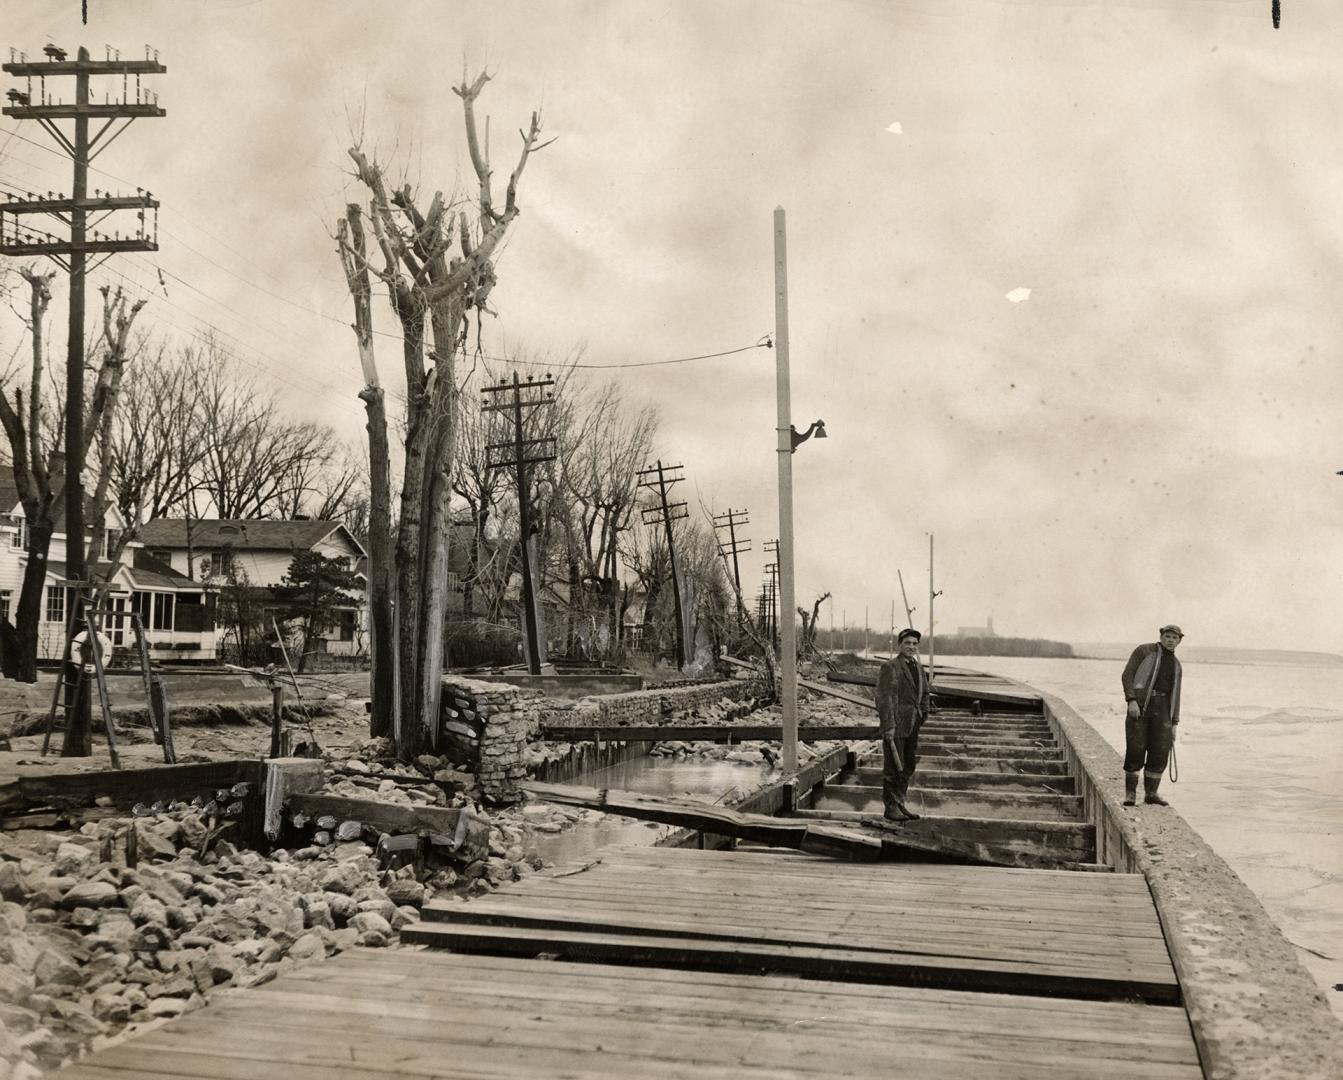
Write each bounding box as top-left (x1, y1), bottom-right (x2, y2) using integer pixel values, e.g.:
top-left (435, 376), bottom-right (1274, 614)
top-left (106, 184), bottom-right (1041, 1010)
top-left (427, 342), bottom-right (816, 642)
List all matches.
top-left (152, 593), bottom-right (175, 632)
top-left (148, 549), bottom-right (172, 564)
top-left (0, 589), bottom-right (10, 620)
top-left (45, 585), bottom-right (65, 625)
top-left (10, 516), bottom-right (26, 549)
top-left (338, 609), bottom-right (357, 642)
top-left (207, 550), bottom-right (234, 577)
top-left (446, 571), bottom-right (461, 591)
top-left (103, 529), bottom-right (120, 559)
top-left (334, 556), bottom-right (352, 571)
top-left (132, 590), bottom-right (151, 626)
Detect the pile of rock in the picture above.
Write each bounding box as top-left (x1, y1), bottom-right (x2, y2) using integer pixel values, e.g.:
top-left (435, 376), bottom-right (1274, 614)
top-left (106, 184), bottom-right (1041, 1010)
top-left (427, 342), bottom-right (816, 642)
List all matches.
top-left (0, 780), bottom-right (545, 1078)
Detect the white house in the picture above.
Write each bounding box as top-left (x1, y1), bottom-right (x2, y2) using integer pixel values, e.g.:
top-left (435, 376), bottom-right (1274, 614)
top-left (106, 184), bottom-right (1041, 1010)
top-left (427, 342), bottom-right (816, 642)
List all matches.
top-left (136, 518), bottom-right (368, 658)
top-left (0, 480), bottom-right (218, 662)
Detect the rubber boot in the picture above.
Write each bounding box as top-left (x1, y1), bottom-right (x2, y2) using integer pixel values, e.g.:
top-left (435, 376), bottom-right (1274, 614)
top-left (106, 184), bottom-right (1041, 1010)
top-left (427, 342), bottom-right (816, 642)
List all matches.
top-left (1144, 774), bottom-right (1169, 806)
top-left (1123, 771), bottom-right (1139, 807)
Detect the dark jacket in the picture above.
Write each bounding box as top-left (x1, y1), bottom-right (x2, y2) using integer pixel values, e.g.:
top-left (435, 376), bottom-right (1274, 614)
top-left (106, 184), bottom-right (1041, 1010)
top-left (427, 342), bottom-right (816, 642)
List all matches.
top-left (876, 654), bottom-right (929, 738)
top-left (1121, 642), bottom-right (1182, 724)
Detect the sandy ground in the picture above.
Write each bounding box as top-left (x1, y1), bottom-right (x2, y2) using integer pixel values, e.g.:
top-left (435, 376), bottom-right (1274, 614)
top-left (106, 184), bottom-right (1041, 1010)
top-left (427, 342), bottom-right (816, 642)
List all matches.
top-left (0, 669), bottom-right (373, 781)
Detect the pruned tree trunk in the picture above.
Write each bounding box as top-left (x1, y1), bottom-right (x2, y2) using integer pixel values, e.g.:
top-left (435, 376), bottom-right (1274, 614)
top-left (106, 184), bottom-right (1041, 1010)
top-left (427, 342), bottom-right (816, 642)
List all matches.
top-left (337, 72), bottom-right (545, 762)
top-left (337, 205), bottom-right (395, 739)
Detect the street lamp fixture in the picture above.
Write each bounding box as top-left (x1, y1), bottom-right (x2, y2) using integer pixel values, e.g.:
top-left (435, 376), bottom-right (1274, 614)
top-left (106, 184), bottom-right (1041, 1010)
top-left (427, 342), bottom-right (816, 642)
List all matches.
top-left (790, 419), bottom-right (827, 453)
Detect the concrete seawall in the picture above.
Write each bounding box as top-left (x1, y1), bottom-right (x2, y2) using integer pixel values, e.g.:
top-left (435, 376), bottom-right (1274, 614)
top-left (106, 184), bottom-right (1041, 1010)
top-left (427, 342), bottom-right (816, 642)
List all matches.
top-left (1043, 691), bottom-right (1343, 1080)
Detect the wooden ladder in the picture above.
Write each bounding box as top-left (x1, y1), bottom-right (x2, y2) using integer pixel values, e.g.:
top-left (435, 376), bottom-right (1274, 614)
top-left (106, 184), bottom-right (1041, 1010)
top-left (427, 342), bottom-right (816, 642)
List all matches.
top-left (41, 590), bottom-right (120, 769)
top-left (40, 594), bottom-right (176, 767)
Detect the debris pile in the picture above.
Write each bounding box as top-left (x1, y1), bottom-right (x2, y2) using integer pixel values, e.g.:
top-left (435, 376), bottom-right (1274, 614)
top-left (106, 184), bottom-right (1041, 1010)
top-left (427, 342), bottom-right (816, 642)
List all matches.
top-left (0, 762), bottom-right (548, 1078)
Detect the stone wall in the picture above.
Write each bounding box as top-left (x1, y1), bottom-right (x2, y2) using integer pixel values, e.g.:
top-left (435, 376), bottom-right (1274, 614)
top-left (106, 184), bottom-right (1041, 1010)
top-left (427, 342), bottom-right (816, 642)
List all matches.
top-left (439, 677), bottom-right (752, 803)
top-left (439, 677), bottom-right (546, 805)
top-left (1042, 692), bottom-right (1343, 1080)
top-left (560, 679), bottom-right (750, 728)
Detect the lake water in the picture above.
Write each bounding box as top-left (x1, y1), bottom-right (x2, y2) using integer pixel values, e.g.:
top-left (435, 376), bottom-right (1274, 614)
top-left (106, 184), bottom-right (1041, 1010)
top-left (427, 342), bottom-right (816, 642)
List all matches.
top-left (952, 653), bottom-right (1343, 1019)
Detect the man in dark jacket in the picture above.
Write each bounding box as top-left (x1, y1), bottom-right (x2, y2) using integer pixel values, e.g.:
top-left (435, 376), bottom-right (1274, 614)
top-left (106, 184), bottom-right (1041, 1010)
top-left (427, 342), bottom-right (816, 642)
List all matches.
top-left (876, 628), bottom-right (930, 821)
top-left (1120, 624), bottom-right (1184, 807)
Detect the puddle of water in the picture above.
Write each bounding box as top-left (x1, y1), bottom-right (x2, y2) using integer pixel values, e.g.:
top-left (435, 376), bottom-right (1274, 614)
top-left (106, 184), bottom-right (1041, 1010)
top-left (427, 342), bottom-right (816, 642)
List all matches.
top-left (522, 754), bottom-right (780, 865)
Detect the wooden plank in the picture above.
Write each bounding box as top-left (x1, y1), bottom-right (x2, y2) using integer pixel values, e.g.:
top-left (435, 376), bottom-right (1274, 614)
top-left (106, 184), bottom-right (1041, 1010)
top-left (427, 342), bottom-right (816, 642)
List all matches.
top-left (792, 809), bottom-right (1095, 863)
top-left (417, 899), bottom-right (1174, 961)
top-left (523, 781), bottom-right (1090, 867)
top-left (284, 793), bottom-right (489, 861)
top-left (810, 784), bottom-right (1085, 821)
top-left (400, 921), bottom-right (1179, 1003)
top-left (902, 769), bottom-right (1075, 793)
top-left (56, 949), bottom-right (1200, 1080)
top-left (539, 723), bottom-right (882, 742)
top-left (523, 782), bottom-right (884, 859)
top-left (913, 755), bottom-right (1069, 775)
top-left (0, 759), bottom-right (260, 814)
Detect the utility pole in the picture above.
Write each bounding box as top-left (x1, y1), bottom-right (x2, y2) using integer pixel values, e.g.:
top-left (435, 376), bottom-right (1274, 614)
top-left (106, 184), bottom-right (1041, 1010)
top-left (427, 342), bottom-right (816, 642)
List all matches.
top-left (763, 538), bottom-right (779, 654)
top-left (864, 605), bottom-right (869, 658)
top-left (772, 207), bottom-right (800, 774)
top-left (2, 44), bottom-right (165, 756)
top-left (897, 568), bottom-right (916, 627)
top-left (712, 507), bottom-right (750, 626)
top-left (482, 372), bottom-right (556, 675)
top-left (637, 460), bottom-right (689, 669)
top-left (928, 533), bottom-right (942, 687)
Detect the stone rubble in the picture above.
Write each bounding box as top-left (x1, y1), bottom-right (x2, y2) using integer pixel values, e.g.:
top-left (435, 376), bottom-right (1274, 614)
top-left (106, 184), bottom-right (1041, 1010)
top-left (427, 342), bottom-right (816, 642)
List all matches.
top-left (0, 679), bottom-right (868, 1079)
top-left (0, 754), bottom-right (552, 1080)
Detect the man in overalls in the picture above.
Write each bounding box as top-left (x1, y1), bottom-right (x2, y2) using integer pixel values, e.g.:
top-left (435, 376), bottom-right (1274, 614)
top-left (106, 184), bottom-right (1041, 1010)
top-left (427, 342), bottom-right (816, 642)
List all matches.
top-left (1120, 624), bottom-right (1184, 807)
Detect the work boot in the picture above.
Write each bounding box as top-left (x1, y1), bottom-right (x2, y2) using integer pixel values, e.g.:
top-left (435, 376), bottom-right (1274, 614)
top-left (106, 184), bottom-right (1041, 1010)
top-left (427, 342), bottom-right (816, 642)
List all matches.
top-left (1123, 771), bottom-right (1139, 807)
top-left (883, 802), bottom-right (916, 823)
top-left (1143, 774), bottom-right (1169, 806)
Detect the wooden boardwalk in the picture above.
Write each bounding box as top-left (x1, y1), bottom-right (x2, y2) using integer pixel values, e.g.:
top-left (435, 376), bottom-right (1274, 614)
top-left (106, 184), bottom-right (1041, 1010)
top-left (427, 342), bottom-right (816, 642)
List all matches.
top-left (55, 679), bottom-right (1205, 1079)
top-left (59, 845), bottom-right (1201, 1079)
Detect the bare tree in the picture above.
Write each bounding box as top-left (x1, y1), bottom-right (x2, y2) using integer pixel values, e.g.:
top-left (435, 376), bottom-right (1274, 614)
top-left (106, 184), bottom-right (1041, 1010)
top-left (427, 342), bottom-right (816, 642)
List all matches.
top-left (108, 342), bottom-right (210, 523)
top-left (191, 355), bottom-right (342, 520)
top-left (560, 379), bottom-right (658, 659)
top-left (0, 273), bottom-right (145, 681)
top-left (337, 71), bottom-right (546, 759)
top-left (797, 591), bottom-right (832, 656)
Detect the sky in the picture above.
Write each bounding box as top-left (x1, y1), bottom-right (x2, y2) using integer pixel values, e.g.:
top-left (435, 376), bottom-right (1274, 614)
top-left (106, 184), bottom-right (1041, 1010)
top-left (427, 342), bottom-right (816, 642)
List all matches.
top-left (2, 0), bottom-right (1342, 652)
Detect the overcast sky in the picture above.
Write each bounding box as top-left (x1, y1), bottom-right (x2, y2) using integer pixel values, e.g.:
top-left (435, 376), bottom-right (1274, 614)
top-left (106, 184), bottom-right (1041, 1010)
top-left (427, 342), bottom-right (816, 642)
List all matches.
top-left (3, 0), bottom-right (1341, 651)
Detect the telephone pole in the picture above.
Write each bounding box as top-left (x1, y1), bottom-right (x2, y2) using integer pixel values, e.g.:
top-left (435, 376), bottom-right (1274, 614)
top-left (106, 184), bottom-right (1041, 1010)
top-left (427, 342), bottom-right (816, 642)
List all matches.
top-left (763, 538), bottom-right (780, 652)
top-left (2, 44), bottom-right (165, 756)
top-left (712, 507), bottom-right (750, 623)
top-left (637, 460), bottom-right (689, 668)
top-left (928, 533), bottom-right (942, 687)
top-left (482, 372), bottom-right (556, 675)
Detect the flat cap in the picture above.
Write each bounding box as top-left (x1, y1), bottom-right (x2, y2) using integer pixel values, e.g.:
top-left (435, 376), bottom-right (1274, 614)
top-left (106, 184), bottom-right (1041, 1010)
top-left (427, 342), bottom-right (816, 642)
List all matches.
top-left (1159, 624), bottom-right (1184, 638)
top-left (897, 628), bottom-right (922, 643)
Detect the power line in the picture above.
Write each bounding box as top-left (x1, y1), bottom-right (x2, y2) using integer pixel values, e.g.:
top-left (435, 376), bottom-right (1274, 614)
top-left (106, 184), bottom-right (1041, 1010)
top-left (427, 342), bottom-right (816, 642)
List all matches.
top-left (3, 132), bottom-right (775, 375)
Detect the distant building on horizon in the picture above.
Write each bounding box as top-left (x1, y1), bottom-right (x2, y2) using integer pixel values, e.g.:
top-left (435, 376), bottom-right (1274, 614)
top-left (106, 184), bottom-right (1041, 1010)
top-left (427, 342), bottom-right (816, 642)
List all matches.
top-left (956, 614), bottom-right (996, 637)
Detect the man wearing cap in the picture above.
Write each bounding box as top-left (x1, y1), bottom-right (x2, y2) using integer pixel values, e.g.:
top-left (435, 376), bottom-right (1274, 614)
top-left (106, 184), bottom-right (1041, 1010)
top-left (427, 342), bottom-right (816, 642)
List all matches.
top-left (1120, 625), bottom-right (1184, 807)
top-left (876, 628), bottom-right (930, 821)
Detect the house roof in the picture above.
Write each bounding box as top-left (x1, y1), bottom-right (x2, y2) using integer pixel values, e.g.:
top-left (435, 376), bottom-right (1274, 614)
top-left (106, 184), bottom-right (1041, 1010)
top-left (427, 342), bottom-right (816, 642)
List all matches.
top-left (0, 476), bottom-right (125, 533)
top-left (139, 518), bottom-right (366, 557)
top-left (45, 554), bottom-right (205, 592)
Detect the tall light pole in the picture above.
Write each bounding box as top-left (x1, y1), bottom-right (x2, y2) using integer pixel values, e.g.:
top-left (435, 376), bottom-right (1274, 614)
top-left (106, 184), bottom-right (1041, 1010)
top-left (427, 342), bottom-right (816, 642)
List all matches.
top-left (773, 207), bottom-right (798, 773)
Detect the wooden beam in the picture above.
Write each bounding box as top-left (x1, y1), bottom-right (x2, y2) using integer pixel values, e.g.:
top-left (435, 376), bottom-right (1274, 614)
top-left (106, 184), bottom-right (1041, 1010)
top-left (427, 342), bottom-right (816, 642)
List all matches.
top-left (811, 784), bottom-right (1085, 822)
top-left (398, 920), bottom-right (1170, 1003)
top-left (523, 781), bottom-right (884, 860)
top-left (869, 768), bottom-right (1077, 794)
top-left (0, 760), bottom-right (259, 815)
top-left (791, 809), bottom-right (1096, 867)
top-left (539, 723), bottom-right (882, 742)
top-left (284, 793), bottom-right (490, 862)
